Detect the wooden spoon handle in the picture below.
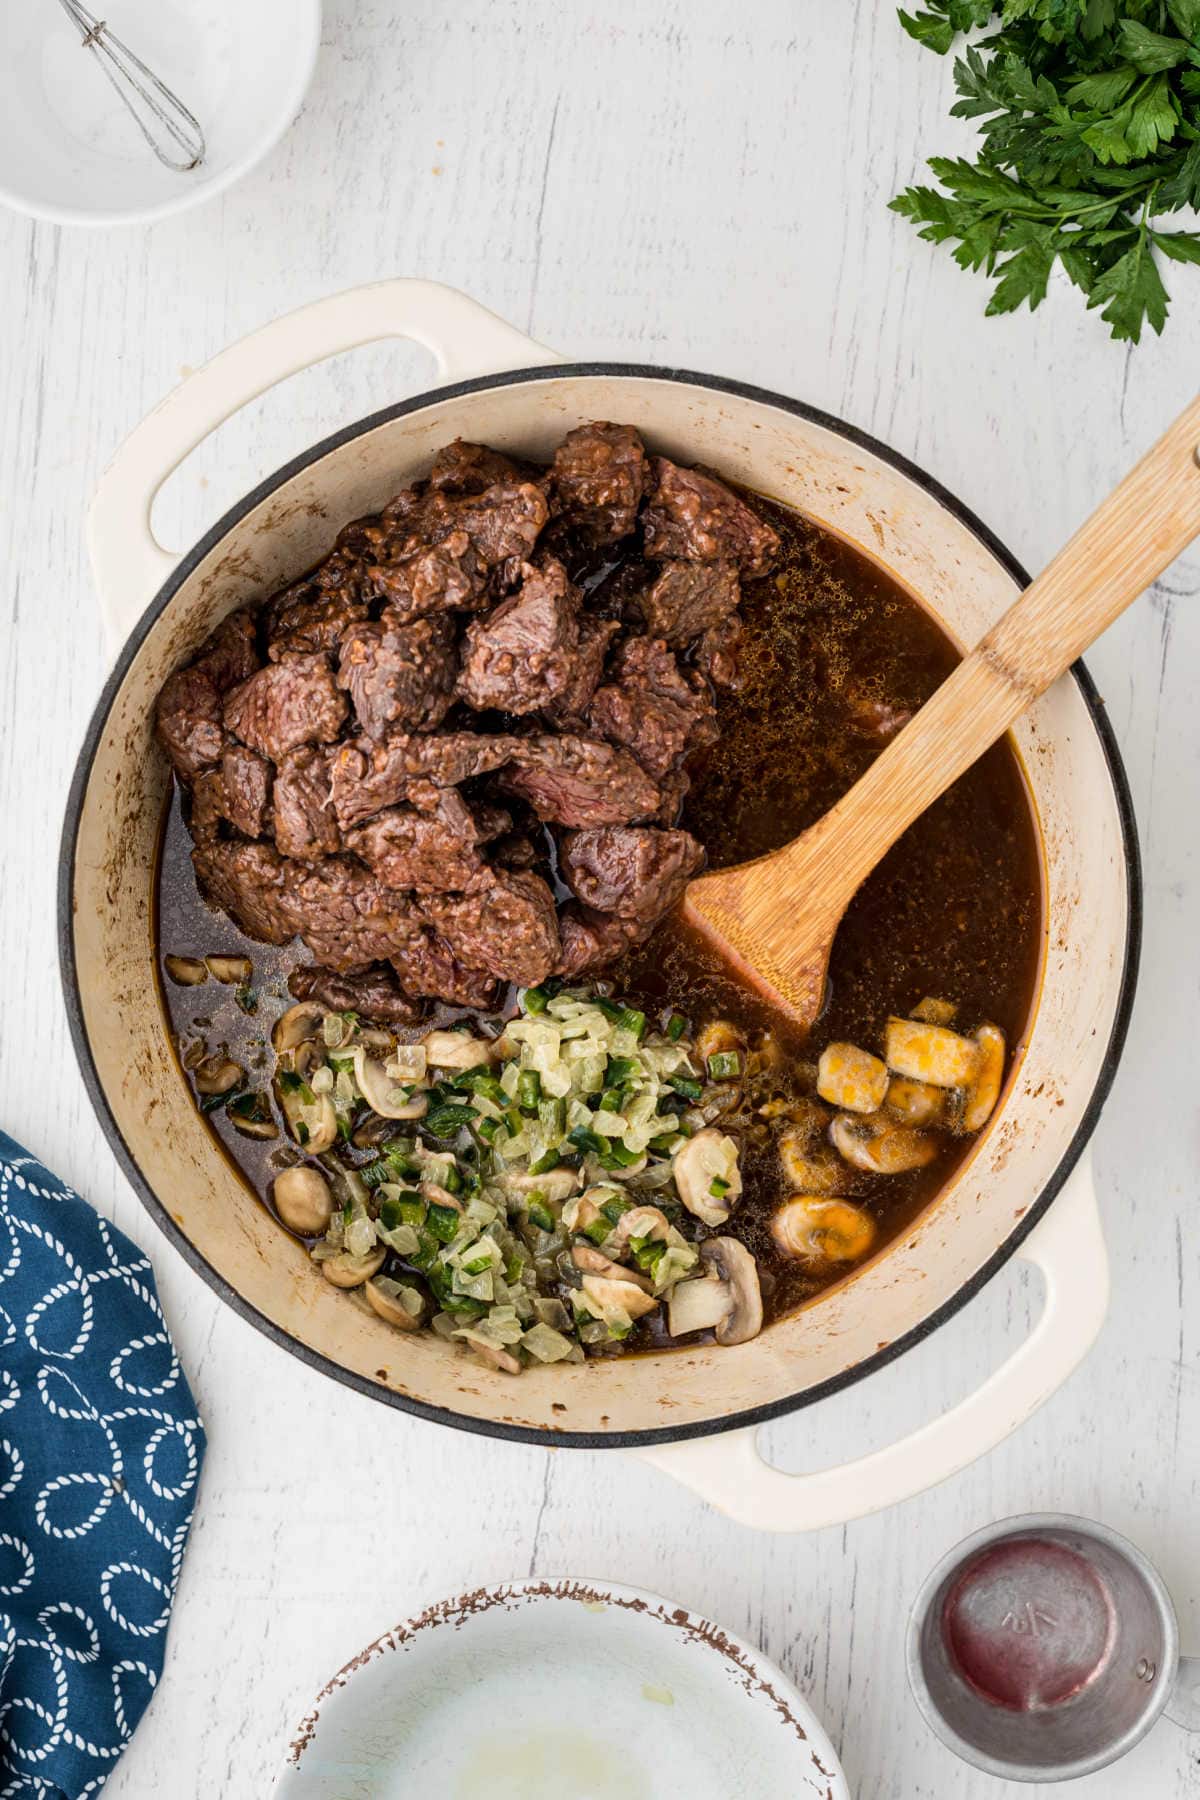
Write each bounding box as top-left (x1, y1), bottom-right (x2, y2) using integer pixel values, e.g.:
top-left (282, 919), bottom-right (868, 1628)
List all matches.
top-left (785, 390), bottom-right (1200, 902)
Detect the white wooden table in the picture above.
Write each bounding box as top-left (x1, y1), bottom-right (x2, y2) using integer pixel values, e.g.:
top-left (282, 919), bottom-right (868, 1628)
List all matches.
top-left (2, 3), bottom-right (1198, 1794)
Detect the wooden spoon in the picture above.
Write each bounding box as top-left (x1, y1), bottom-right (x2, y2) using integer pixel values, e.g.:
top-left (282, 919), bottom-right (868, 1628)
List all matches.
top-left (683, 394), bottom-right (1200, 1029)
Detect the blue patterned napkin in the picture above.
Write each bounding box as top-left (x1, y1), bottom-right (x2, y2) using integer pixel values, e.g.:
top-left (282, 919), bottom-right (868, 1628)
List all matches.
top-left (0, 1132), bottom-right (205, 1798)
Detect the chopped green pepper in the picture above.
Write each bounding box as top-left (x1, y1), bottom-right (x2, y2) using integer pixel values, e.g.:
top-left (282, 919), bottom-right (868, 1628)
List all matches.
top-left (666, 1012), bottom-right (687, 1041)
top-left (526, 1201), bottom-right (556, 1233)
top-left (668, 1074), bottom-right (704, 1101)
top-left (528, 1146), bottom-right (561, 1176)
top-left (426, 1203), bottom-right (461, 1243)
top-left (707, 1051), bottom-right (741, 1080)
top-left (517, 1069), bottom-right (542, 1111)
top-left (424, 1103), bottom-right (476, 1138)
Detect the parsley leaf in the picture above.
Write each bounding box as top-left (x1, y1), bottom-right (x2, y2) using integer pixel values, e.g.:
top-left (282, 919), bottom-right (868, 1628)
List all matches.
top-left (892, 1), bottom-right (1200, 342)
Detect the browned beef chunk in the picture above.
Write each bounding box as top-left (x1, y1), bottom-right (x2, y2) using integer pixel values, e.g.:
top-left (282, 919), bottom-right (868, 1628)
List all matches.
top-left (221, 743), bottom-right (273, 838)
top-left (344, 791), bottom-right (494, 892)
top-left (329, 730), bottom-right (523, 831)
top-left (554, 903), bottom-right (641, 976)
top-left (223, 653), bottom-right (347, 763)
top-left (586, 636), bottom-right (717, 779)
top-left (311, 514), bottom-right (388, 599)
top-left (499, 735), bottom-right (661, 827)
top-left (492, 831), bottom-right (540, 870)
top-left (154, 608), bottom-right (260, 780)
top-left (642, 458), bottom-right (780, 577)
top-left (265, 583), bottom-right (369, 662)
top-left (188, 770), bottom-right (226, 842)
top-left (338, 614), bottom-right (457, 739)
top-left (457, 558), bottom-right (580, 714)
top-left (640, 559), bottom-right (740, 644)
top-left (421, 869), bottom-right (559, 986)
top-left (370, 483), bottom-right (549, 621)
top-left (694, 613), bottom-right (743, 690)
top-left (156, 667), bottom-right (226, 781)
top-left (288, 962), bottom-right (424, 1025)
top-left (551, 422), bottom-right (647, 544)
top-left (559, 826), bottom-right (703, 923)
top-left (272, 746), bottom-right (341, 860)
top-left (287, 857), bottom-right (422, 972)
top-left (542, 614), bottom-right (621, 725)
top-left (192, 839), bottom-right (297, 946)
top-left (389, 934), bottom-right (499, 1008)
top-left (428, 440), bottom-right (532, 496)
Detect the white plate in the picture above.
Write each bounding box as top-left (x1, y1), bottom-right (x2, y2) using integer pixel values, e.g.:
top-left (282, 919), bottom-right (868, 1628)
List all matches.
top-left (0, 0), bottom-right (321, 227)
top-left (279, 1579), bottom-right (849, 1799)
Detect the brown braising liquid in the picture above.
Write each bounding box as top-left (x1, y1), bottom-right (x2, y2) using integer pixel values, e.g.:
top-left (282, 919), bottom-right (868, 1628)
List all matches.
top-left (155, 491), bottom-right (1044, 1332)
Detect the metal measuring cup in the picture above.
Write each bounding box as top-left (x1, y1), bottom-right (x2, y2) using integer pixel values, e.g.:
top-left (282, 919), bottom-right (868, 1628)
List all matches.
top-left (906, 1513), bottom-right (1200, 1782)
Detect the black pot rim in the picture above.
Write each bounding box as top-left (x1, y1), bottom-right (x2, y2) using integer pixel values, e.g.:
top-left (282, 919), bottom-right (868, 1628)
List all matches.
top-left (58, 360), bottom-right (1142, 1451)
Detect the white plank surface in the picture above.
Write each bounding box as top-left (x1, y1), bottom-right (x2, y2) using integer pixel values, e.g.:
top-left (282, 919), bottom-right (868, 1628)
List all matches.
top-left (2, 2), bottom-right (1199, 1794)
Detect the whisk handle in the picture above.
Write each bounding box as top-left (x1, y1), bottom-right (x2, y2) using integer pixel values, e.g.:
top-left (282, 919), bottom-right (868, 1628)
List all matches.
top-left (88, 280), bottom-right (559, 651)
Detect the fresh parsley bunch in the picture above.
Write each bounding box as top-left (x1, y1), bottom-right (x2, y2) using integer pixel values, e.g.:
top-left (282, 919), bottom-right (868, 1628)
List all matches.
top-left (891, 1), bottom-right (1200, 342)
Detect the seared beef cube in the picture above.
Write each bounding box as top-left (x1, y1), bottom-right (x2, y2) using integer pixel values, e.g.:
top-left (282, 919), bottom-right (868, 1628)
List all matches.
top-left (542, 614), bottom-right (621, 725)
top-left (694, 613), bottom-right (743, 691)
top-left (457, 558), bottom-right (580, 714)
top-left (273, 747), bottom-right (341, 860)
top-left (266, 583), bottom-right (369, 662)
top-left (288, 962), bottom-right (423, 1025)
top-left (389, 934), bottom-right (499, 1008)
top-left (344, 792), bottom-right (493, 892)
top-left (338, 614), bottom-right (456, 739)
top-left (223, 652), bottom-right (347, 763)
top-left (156, 666), bottom-right (226, 780)
top-left (499, 735), bottom-right (662, 828)
top-left (492, 831), bottom-right (540, 870)
top-left (371, 482), bottom-right (549, 621)
top-left (192, 840), bottom-right (297, 946)
top-left (154, 607), bottom-right (260, 780)
top-left (642, 458), bottom-right (780, 577)
top-left (640, 559), bottom-right (740, 644)
top-left (554, 904), bottom-right (640, 976)
top-left (551, 422), bottom-right (647, 544)
top-left (288, 857), bottom-right (422, 973)
top-left (221, 743), bottom-right (273, 838)
top-left (329, 730), bottom-right (523, 831)
top-left (586, 636), bottom-right (717, 779)
top-left (428, 440), bottom-right (532, 496)
top-left (311, 514), bottom-right (387, 599)
top-left (421, 869), bottom-right (560, 987)
top-left (559, 825), bottom-right (703, 923)
top-left (372, 530), bottom-right (489, 621)
top-left (188, 770), bottom-right (226, 842)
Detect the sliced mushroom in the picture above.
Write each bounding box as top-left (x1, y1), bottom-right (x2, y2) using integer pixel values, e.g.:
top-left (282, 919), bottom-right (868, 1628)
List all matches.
top-left (273, 1165), bottom-right (333, 1235)
top-left (227, 1097), bottom-right (278, 1140)
top-left (580, 1272), bottom-right (660, 1322)
top-left (608, 1205), bottom-right (671, 1250)
top-left (205, 954), bottom-right (252, 984)
top-left (572, 1243), bottom-right (654, 1292)
top-left (364, 1278), bottom-right (425, 1331)
top-left (193, 1055), bottom-right (243, 1096)
top-left (461, 1334), bottom-right (523, 1374)
top-left (277, 1080), bottom-right (338, 1154)
top-left (696, 1019), bottom-right (745, 1062)
top-left (164, 955), bottom-right (208, 986)
top-left (885, 1017), bottom-right (979, 1089)
top-left (910, 996), bottom-right (957, 1026)
top-left (666, 1238), bottom-right (762, 1346)
top-left (777, 1099), bottom-right (844, 1194)
top-left (504, 1166), bottom-right (582, 1202)
top-left (387, 1041), bottom-right (429, 1083)
top-left (352, 1045), bottom-right (428, 1120)
top-left (420, 1181), bottom-right (463, 1212)
top-left (272, 1002), bottom-right (326, 1055)
top-left (884, 1076), bottom-right (946, 1128)
top-left (771, 1197), bottom-right (876, 1264)
top-left (817, 1042), bottom-right (889, 1115)
top-left (422, 1029), bottom-right (495, 1070)
top-left (673, 1127), bottom-right (742, 1227)
top-left (962, 1023), bottom-right (1006, 1132)
top-left (830, 1112), bottom-right (938, 1175)
top-left (318, 1246), bottom-right (386, 1288)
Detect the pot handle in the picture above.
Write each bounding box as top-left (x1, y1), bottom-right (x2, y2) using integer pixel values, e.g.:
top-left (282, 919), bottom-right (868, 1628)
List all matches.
top-left (87, 279), bottom-right (561, 648)
top-left (635, 1153), bottom-right (1108, 1532)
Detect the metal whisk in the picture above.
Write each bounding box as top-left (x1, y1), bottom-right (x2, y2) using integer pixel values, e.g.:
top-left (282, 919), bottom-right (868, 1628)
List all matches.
top-left (57, 0), bottom-right (206, 173)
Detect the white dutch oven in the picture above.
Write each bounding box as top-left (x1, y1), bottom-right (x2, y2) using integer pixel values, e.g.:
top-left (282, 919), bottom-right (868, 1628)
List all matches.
top-left (60, 279), bottom-right (1139, 1531)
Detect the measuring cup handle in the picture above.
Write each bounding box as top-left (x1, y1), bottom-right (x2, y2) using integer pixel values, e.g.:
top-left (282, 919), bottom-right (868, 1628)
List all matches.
top-left (635, 1153), bottom-right (1108, 1531)
top-left (87, 278), bottom-right (560, 650)
top-left (1166, 1657), bottom-right (1200, 1732)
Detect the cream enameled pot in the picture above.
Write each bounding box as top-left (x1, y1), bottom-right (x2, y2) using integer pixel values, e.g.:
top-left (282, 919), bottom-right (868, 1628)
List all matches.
top-left (60, 279), bottom-right (1139, 1531)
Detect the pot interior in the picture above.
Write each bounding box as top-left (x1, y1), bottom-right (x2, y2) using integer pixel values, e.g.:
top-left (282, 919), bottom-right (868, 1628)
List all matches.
top-left (66, 370), bottom-right (1131, 1441)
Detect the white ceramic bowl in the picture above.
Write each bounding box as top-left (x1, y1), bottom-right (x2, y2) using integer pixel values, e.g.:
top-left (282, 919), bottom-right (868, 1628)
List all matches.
top-left (0, 0), bottom-right (321, 227)
top-left (279, 1579), bottom-right (850, 1798)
